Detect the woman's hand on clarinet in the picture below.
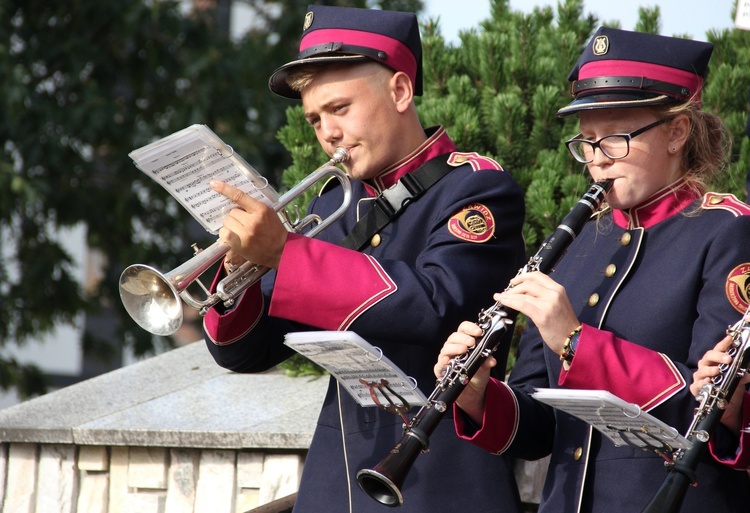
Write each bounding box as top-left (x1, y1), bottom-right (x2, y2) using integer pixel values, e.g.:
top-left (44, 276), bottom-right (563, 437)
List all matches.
top-left (433, 321), bottom-right (495, 425)
top-left (692, 335), bottom-right (750, 433)
top-left (495, 271), bottom-right (580, 355)
top-left (691, 336), bottom-right (735, 397)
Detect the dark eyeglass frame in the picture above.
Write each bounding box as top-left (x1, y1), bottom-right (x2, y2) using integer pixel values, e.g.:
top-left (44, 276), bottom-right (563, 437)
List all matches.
top-left (565, 118), bottom-right (670, 164)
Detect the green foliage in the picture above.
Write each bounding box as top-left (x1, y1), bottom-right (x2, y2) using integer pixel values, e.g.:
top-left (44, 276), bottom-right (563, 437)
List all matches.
top-left (0, 0), bottom-right (316, 396)
top-left (0, 358), bottom-right (47, 400)
top-left (634, 6), bottom-right (661, 34)
top-left (704, 25), bottom-right (750, 196)
top-left (278, 353), bottom-right (329, 377)
top-left (275, 105), bottom-right (329, 214)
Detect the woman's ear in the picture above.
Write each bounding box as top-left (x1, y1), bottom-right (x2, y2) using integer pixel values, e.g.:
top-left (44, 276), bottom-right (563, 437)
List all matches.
top-left (390, 71), bottom-right (414, 113)
top-left (668, 114), bottom-right (690, 153)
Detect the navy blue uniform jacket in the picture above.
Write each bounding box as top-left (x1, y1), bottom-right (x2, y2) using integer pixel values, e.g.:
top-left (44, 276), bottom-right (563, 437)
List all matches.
top-left (204, 127), bottom-right (527, 513)
top-left (456, 180), bottom-right (750, 512)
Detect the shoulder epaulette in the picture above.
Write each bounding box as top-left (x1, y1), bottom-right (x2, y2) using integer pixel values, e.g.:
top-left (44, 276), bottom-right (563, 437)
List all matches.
top-left (447, 151), bottom-right (504, 172)
top-left (702, 192), bottom-right (750, 216)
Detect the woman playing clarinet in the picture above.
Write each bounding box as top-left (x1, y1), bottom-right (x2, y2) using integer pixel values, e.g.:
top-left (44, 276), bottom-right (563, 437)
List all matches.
top-left (435, 27), bottom-right (750, 512)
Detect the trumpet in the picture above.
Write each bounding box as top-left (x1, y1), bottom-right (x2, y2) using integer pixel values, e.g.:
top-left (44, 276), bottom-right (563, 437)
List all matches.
top-left (357, 179), bottom-right (613, 507)
top-left (119, 148), bottom-right (351, 336)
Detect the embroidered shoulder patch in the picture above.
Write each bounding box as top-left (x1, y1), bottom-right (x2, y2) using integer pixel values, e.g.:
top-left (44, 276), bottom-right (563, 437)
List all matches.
top-left (702, 192), bottom-right (750, 216)
top-left (726, 263), bottom-right (750, 314)
top-left (448, 203), bottom-right (495, 243)
top-left (447, 152), bottom-right (503, 172)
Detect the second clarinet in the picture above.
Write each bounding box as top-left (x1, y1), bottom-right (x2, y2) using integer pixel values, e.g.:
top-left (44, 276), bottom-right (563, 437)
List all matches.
top-left (641, 304), bottom-right (750, 513)
top-left (357, 179), bottom-right (613, 507)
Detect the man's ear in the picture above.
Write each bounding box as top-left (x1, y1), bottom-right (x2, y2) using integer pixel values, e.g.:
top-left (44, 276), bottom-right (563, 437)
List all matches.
top-left (391, 71), bottom-right (414, 113)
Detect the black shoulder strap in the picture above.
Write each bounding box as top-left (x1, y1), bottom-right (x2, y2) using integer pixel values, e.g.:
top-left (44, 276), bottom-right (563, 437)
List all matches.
top-left (339, 153), bottom-right (454, 251)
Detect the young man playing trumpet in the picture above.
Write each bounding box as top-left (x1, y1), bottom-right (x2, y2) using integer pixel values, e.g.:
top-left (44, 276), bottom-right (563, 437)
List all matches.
top-left (203, 5), bottom-right (526, 513)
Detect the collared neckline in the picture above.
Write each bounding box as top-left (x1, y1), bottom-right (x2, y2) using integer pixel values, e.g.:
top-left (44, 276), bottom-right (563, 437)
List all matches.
top-left (613, 177), bottom-right (700, 229)
top-left (363, 126), bottom-right (456, 196)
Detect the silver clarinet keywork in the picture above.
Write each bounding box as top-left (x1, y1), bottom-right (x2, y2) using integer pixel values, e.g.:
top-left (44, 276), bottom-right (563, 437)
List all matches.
top-left (356, 180), bottom-right (613, 507)
top-left (641, 305), bottom-right (750, 513)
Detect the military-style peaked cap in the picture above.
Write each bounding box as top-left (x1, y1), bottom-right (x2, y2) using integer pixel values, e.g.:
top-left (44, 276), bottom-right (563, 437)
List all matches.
top-left (557, 27), bottom-right (714, 117)
top-left (268, 5), bottom-right (422, 99)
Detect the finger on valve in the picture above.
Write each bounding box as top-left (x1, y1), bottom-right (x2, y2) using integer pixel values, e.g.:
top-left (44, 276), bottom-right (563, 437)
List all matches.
top-left (223, 251), bottom-right (246, 274)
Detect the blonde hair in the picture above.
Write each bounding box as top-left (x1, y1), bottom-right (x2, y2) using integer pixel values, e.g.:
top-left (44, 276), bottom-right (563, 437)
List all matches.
top-left (654, 102), bottom-right (732, 196)
top-left (286, 61), bottom-right (393, 94)
top-left (286, 63), bottom-right (324, 93)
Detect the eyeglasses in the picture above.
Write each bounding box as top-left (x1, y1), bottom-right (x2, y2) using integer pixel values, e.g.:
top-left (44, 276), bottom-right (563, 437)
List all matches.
top-left (565, 118), bottom-right (670, 164)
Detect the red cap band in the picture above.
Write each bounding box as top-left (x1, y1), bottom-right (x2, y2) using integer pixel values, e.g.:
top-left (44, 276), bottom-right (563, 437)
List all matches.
top-left (300, 28), bottom-right (418, 87)
top-left (580, 60), bottom-right (704, 103)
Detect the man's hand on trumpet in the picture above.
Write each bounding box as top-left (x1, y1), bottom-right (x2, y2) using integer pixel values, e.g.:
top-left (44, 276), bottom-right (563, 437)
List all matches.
top-left (210, 180), bottom-right (289, 272)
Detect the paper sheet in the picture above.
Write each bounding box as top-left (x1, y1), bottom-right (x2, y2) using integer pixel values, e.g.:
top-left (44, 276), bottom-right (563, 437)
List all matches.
top-left (129, 125), bottom-right (279, 234)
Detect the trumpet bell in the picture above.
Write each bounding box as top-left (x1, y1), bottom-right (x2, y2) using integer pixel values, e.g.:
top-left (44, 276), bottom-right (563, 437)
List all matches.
top-left (119, 264), bottom-right (183, 336)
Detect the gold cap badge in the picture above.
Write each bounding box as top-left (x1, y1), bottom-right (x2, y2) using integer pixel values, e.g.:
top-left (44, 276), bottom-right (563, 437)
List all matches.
top-left (303, 12), bottom-right (314, 31)
top-left (593, 35), bottom-right (609, 56)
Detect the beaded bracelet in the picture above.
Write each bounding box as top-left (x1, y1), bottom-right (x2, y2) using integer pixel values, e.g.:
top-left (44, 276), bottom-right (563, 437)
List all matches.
top-left (560, 325), bottom-right (582, 364)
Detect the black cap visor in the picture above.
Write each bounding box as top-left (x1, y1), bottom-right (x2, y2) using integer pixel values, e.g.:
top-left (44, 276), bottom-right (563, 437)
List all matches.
top-left (556, 92), bottom-right (676, 117)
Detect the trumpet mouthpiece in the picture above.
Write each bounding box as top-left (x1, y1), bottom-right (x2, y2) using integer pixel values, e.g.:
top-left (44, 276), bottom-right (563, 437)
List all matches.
top-left (332, 147), bottom-right (349, 163)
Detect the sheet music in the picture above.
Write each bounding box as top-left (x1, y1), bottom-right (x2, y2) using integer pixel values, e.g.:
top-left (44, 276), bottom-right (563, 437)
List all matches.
top-left (532, 388), bottom-right (691, 452)
top-left (284, 331), bottom-right (428, 409)
top-left (129, 125), bottom-right (279, 234)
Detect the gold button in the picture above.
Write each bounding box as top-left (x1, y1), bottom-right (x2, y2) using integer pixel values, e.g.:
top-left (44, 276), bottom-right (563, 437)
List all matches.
top-left (453, 155), bottom-right (468, 163)
top-left (574, 447), bottom-right (583, 461)
top-left (620, 232), bottom-right (631, 246)
top-left (605, 264), bottom-right (617, 277)
top-left (588, 293), bottom-right (600, 307)
top-left (709, 195), bottom-right (724, 205)
top-left (371, 234), bottom-right (382, 247)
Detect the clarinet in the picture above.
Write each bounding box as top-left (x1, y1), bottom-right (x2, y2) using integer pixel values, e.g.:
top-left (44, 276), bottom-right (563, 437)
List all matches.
top-left (357, 180), bottom-right (613, 507)
top-left (641, 305), bottom-right (750, 513)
